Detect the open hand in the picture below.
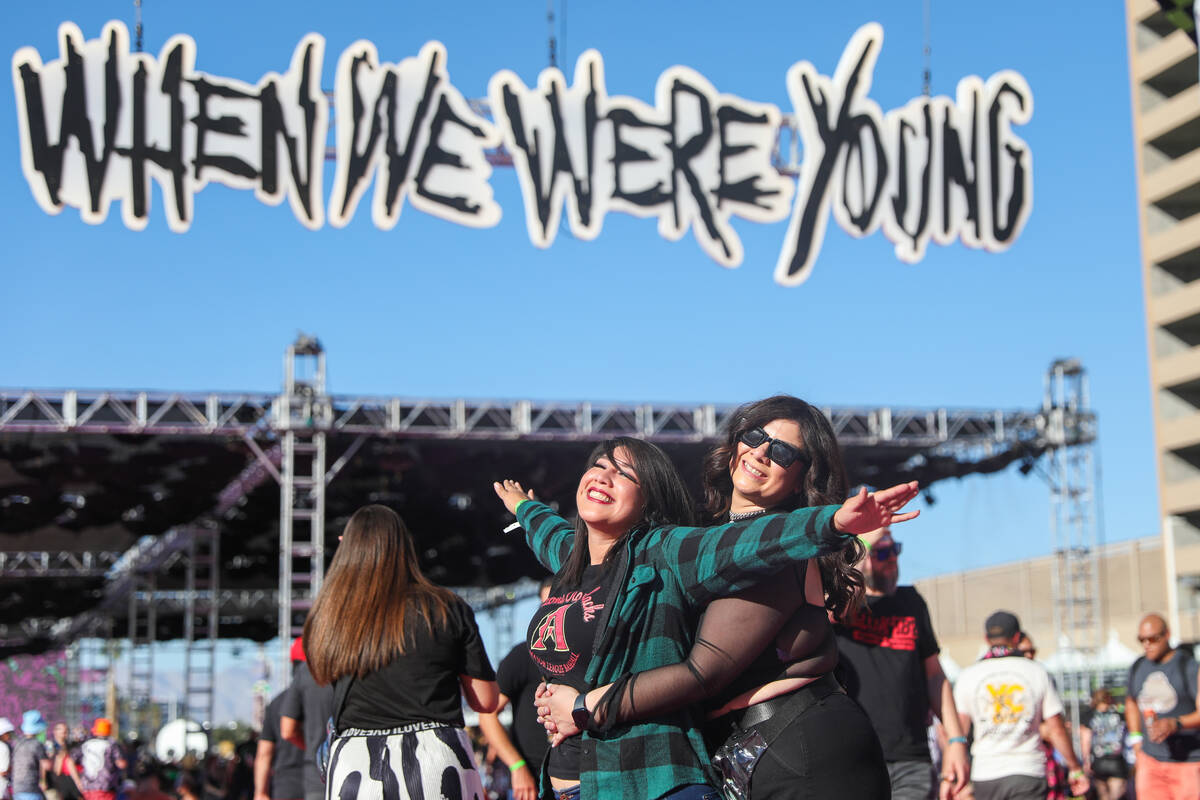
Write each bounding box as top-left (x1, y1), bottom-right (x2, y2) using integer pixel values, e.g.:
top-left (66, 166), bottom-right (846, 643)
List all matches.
top-left (494, 479), bottom-right (535, 514)
top-left (833, 481), bottom-right (920, 535)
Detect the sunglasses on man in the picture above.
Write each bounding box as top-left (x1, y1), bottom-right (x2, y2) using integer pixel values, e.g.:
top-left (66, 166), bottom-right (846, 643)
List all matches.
top-left (738, 426), bottom-right (808, 469)
top-left (870, 542), bottom-right (903, 561)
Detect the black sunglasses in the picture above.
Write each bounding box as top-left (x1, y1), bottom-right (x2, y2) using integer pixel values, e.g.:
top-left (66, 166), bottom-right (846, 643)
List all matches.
top-left (738, 426), bottom-right (807, 469)
top-left (870, 542), bottom-right (903, 560)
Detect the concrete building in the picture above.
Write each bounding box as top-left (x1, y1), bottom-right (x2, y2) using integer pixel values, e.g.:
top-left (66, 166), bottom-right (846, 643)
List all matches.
top-left (1125, 0), bottom-right (1200, 637)
top-left (914, 536), bottom-right (1173, 670)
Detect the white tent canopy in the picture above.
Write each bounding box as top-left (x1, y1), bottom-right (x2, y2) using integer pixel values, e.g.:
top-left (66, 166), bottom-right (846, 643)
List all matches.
top-left (1041, 629), bottom-right (1140, 673)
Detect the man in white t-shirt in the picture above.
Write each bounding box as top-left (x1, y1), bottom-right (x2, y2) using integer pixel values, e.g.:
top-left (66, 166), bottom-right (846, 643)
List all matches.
top-left (953, 611), bottom-right (1089, 800)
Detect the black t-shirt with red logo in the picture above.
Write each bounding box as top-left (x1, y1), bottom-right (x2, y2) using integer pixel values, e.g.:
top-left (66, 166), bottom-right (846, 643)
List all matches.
top-left (526, 562), bottom-right (613, 780)
top-left (833, 586), bottom-right (940, 762)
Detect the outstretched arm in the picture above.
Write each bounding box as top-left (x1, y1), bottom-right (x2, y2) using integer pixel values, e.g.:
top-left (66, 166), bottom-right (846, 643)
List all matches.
top-left (494, 481), bottom-right (575, 573)
top-left (661, 480), bottom-right (921, 604)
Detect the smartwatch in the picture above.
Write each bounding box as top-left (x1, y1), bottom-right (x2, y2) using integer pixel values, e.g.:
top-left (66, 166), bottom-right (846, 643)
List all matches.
top-left (571, 693), bottom-right (591, 731)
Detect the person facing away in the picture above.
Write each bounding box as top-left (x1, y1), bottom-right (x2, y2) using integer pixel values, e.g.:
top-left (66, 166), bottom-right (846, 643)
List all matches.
top-left (476, 576), bottom-right (554, 800)
top-left (278, 637), bottom-right (333, 800)
top-left (1125, 611), bottom-right (1200, 800)
top-left (12, 711), bottom-right (52, 800)
top-left (302, 504), bottom-right (499, 800)
top-left (833, 525), bottom-right (970, 800)
top-left (255, 687), bottom-right (304, 800)
top-left (952, 610), bottom-right (1088, 800)
top-left (78, 718), bottom-right (126, 800)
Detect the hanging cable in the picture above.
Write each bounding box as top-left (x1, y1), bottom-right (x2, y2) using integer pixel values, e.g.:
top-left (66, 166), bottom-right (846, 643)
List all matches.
top-left (561, 0), bottom-right (568, 72)
top-left (547, 0), bottom-right (557, 69)
top-left (922, 0), bottom-right (931, 97)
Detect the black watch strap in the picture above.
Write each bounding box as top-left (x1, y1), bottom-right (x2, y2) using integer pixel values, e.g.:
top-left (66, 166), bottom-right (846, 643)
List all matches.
top-left (571, 692), bottom-right (591, 731)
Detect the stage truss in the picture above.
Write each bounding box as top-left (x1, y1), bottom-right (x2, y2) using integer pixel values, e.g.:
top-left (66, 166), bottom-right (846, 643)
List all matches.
top-left (0, 338), bottom-right (1097, 733)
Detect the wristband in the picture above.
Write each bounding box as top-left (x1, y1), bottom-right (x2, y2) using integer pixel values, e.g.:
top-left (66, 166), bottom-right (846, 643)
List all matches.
top-left (947, 736), bottom-right (968, 745)
top-left (1068, 769), bottom-right (1085, 780)
top-left (856, 536), bottom-right (872, 551)
top-left (514, 498), bottom-right (529, 513)
top-left (509, 759), bottom-right (526, 772)
top-left (1128, 732), bottom-right (1144, 742)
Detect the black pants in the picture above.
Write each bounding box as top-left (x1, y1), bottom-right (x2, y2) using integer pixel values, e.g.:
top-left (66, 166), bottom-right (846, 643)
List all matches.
top-left (744, 691), bottom-right (891, 800)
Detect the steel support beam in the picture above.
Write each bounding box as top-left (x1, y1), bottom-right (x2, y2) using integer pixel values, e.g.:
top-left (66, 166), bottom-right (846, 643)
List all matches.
top-left (184, 524), bottom-right (219, 726)
top-left (277, 336), bottom-right (329, 683)
top-left (1045, 359), bottom-right (1103, 752)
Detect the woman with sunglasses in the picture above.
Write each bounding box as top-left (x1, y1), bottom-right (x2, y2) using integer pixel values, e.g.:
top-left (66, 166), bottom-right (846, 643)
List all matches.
top-left (535, 396), bottom-right (897, 800)
top-left (494, 431), bottom-right (919, 800)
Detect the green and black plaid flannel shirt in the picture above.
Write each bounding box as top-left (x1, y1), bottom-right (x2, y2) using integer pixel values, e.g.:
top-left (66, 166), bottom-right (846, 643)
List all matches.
top-left (515, 499), bottom-right (848, 800)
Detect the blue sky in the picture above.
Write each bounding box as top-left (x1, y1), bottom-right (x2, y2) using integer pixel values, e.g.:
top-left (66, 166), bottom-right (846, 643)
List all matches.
top-left (1, 0), bottom-right (1152, 601)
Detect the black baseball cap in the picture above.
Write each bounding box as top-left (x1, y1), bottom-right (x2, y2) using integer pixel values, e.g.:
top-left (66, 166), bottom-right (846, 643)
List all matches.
top-left (985, 611), bottom-right (1021, 639)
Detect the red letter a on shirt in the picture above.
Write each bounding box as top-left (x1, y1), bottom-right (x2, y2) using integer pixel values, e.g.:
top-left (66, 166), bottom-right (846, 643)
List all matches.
top-left (530, 606), bottom-right (570, 652)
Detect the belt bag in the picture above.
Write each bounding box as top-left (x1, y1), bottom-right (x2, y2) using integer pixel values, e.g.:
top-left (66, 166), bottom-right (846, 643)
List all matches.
top-left (710, 673), bottom-right (844, 800)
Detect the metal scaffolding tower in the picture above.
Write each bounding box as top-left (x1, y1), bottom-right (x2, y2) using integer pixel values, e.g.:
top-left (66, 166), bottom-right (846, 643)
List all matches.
top-left (276, 335), bottom-right (329, 681)
top-left (64, 622), bottom-right (114, 727)
top-left (184, 524), bottom-right (220, 726)
top-left (126, 570), bottom-right (157, 740)
top-left (1044, 358), bottom-right (1103, 744)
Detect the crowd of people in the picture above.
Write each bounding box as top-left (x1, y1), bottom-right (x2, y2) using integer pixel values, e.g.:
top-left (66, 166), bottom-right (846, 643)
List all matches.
top-left (0, 711), bottom-right (256, 800)
top-left (273, 393), bottom-right (1200, 800)
top-left (6, 394), bottom-right (1199, 800)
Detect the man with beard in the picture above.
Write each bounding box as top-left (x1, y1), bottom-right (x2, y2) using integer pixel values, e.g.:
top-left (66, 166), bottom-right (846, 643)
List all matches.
top-left (834, 526), bottom-right (970, 799)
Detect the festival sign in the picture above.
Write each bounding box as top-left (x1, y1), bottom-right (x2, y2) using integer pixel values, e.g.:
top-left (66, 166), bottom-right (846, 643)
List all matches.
top-left (12, 21), bottom-right (1033, 285)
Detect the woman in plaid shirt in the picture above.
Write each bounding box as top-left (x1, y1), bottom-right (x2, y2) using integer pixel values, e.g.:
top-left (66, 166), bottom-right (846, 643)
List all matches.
top-left (495, 428), bottom-right (918, 800)
top-left (535, 397), bottom-right (895, 799)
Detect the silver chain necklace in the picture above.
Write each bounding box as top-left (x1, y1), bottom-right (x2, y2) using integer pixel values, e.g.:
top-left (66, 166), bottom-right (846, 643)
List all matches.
top-left (728, 508), bottom-right (768, 522)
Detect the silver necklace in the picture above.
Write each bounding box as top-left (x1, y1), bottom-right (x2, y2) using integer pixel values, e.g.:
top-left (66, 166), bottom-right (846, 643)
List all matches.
top-left (728, 508), bottom-right (768, 522)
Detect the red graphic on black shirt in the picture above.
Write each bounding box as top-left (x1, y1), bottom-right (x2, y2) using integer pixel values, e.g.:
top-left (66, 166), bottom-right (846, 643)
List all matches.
top-left (531, 606), bottom-right (570, 652)
top-left (846, 613), bottom-right (919, 651)
top-left (528, 586), bottom-right (604, 676)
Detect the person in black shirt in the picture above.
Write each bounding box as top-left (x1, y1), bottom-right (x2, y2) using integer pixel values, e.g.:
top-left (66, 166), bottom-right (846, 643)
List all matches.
top-left (302, 505), bottom-right (499, 800)
top-left (255, 688), bottom-right (304, 800)
top-left (834, 525), bottom-right (970, 800)
top-left (477, 577), bottom-right (553, 800)
top-left (278, 638), bottom-right (332, 800)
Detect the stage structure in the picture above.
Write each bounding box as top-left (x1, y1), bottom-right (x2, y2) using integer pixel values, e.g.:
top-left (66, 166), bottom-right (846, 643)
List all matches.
top-left (0, 337), bottom-right (1097, 717)
top-left (1043, 358), bottom-right (1103, 746)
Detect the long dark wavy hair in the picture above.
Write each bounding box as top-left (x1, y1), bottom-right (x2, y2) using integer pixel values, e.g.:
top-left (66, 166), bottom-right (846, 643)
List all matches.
top-left (702, 395), bottom-right (865, 618)
top-left (558, 436), bottom-right (697, 586)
